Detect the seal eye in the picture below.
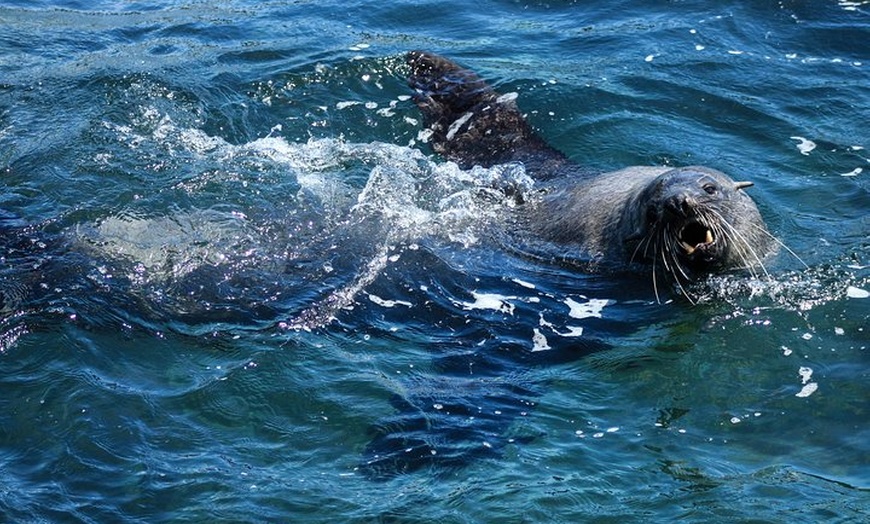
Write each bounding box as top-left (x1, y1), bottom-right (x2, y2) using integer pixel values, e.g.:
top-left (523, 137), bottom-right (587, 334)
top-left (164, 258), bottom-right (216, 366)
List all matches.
top-left (702, 183), bottom-right (718, 195)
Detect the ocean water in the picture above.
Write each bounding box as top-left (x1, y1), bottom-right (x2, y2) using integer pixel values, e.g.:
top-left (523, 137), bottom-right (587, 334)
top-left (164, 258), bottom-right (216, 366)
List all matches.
top-left (1, 0), bottom-right (868, 522)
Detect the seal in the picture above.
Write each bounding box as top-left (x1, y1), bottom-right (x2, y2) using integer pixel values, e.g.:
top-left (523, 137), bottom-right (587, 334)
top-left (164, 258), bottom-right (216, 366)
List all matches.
top-left (406, 51), bottom-right (779, 296)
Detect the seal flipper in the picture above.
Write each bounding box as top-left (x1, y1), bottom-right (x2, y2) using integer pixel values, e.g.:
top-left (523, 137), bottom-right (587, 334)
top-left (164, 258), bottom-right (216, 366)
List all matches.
top-left (407, 51), bottom-right (569, 179)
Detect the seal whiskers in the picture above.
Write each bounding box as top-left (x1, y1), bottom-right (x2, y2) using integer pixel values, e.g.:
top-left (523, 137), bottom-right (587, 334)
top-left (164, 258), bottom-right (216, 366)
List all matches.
top-left (745, 221), bottom-right (808, 270)
top-left (705, 208), bottom-right (771, 278)
top-left (662, 227), bottom-right (698, 304)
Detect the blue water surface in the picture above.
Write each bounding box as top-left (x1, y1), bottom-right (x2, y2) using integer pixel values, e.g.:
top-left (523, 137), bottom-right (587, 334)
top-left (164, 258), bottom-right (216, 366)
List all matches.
top-left (1, 1), bottom-right (868, 522)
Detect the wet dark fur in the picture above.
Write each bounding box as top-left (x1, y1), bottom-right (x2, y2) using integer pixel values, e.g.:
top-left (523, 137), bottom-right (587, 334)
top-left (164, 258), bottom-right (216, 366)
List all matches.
top-left (407, 50), bottom-right (571, 179)
top-left (406, 51), bottom-right (778, 290)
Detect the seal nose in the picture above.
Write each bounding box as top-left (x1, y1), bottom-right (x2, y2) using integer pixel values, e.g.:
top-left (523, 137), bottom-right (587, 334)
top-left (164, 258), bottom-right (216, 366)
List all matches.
top-left (664, 193), bottom-right (695, 218)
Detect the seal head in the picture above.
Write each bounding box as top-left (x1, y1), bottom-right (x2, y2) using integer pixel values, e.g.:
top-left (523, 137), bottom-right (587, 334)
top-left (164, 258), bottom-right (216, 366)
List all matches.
top-left (622, 166), bottom-right (771, 278)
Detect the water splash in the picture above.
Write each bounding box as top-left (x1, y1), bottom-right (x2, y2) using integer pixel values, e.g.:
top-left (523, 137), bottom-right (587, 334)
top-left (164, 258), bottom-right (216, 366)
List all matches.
top-left (75, 106), bottom-right (536, 329)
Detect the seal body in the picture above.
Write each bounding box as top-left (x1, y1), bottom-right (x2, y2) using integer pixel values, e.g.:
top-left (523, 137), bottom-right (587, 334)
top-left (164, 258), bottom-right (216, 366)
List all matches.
top-left (406, 51), bottom-right (777, 284)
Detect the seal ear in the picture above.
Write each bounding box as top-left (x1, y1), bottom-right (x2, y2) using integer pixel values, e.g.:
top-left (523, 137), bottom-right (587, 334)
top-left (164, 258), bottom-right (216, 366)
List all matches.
top-left (734, 181), bottom-right (754, 190)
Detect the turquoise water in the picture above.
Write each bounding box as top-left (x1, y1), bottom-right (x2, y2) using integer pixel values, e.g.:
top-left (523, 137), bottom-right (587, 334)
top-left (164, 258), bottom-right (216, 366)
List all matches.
top-left (1, 0), bottom-right (868, 522)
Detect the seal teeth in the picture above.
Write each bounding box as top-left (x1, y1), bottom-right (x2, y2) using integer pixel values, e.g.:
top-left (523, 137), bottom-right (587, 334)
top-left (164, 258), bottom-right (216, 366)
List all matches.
top-left (679, 228), bottom-right (714, 255)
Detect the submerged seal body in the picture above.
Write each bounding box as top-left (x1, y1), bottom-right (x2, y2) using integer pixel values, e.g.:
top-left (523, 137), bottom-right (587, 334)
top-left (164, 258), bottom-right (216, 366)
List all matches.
top-left (406, 51), bottom-right (777, 290)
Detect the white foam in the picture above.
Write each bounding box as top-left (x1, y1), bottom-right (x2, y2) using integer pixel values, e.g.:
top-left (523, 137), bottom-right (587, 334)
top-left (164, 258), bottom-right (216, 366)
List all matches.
top-left (565, 297), bottom-right (610, 319)
top-left (531, 329), bottom-right (551, 351)
top-left (459, 292), bottom-right (516, 315)
top-left (417, 128), bottom-right (434, 143)
top-left (795, 382), bottom-right (818, 398)
top-left (846, 286), bottom-right (869, 298)
top-left (795, 368), bottom-right (819, 398)
top-left (838, 1), bottom-right (868, 12)
top-left (558, 326), bottom-right (585, 337)
top-left (368, 294), bottom-right (413, 308)
top-left (790, 136), bottom-right (816, 155)
top-left (798, 366), bottom-right (813, 384)
top-left (512, 278), bottom-right (536, 289)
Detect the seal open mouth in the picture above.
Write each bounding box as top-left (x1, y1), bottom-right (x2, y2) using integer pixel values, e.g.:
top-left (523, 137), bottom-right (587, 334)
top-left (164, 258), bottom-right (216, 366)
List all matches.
top-left (678, 220), bottom-right (714, 256)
